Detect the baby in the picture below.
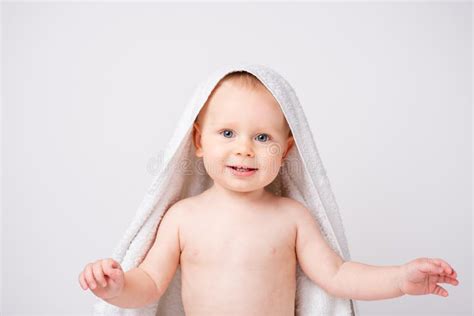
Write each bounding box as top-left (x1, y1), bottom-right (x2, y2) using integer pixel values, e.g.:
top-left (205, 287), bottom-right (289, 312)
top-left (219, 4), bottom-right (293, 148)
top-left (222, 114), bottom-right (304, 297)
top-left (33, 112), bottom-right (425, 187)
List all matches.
top-left (79, 72), bottom-right (459, 315)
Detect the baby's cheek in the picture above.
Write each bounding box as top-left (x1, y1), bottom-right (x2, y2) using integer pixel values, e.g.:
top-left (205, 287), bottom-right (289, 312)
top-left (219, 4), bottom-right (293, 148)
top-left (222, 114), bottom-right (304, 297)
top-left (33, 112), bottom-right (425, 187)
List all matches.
top-left (260, 157), bottom-right (282, 176)
top-left (202, 157), bottom-right (219, 176)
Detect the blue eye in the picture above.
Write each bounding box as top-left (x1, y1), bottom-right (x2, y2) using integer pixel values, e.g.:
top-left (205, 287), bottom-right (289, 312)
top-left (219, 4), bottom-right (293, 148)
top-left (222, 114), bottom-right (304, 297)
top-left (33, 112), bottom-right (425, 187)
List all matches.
top-left (221, 130), bottom-right (233, 138)
top-left (256, 133), bottom-right (270, 142)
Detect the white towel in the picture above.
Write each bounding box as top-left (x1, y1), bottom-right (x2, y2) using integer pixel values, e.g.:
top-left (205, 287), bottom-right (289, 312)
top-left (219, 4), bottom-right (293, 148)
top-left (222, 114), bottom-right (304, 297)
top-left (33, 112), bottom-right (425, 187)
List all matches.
top-left (93, 64), bottom-right (359, 315)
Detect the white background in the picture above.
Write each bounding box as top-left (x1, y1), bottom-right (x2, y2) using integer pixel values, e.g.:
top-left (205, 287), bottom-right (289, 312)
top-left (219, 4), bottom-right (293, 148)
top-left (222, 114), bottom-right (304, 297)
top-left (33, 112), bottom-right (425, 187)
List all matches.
top-left (2, 2), bottom-right (472, 315)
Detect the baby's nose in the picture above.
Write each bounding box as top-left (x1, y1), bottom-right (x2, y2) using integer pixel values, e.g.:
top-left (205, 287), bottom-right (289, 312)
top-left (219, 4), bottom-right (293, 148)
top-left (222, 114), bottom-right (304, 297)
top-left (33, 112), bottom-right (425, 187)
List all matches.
top-left (236, 149), bottom-right (255, 157)
top-left (233, 141), bottom-right (255, 157)
top-left (242, 151), bottom-right (254, 157)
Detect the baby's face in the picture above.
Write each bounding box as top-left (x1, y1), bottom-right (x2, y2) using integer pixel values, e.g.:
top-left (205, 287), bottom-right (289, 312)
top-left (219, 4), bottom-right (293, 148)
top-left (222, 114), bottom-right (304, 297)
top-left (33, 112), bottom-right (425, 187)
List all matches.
top-left (193, 81), bottom-right (294, 193)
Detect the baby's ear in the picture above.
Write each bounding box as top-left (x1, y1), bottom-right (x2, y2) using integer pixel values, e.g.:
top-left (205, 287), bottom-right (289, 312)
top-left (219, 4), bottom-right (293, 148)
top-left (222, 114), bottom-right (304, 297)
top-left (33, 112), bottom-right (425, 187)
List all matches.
top-left (282, 136), bottom-right (294, 161)
top-left (192, 123), bottom-right (203, 157)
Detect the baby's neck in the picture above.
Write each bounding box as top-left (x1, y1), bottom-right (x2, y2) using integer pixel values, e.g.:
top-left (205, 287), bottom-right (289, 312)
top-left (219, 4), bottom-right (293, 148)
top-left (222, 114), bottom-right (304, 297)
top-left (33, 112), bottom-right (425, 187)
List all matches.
top-left (205, 183), bottom-right (270, 206)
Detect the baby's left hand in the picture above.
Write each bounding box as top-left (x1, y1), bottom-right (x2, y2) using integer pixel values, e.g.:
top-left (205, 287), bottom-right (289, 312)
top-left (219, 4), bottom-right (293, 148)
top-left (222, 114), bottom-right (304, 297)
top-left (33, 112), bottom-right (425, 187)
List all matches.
top-left (398, 257), bottom-right (459, 297)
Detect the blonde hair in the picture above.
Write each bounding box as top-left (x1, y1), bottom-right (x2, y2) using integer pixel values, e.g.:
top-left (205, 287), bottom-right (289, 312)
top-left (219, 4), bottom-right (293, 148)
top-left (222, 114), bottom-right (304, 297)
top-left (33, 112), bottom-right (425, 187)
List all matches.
top-left (220, 71), bottom-right (265, 90)
top-left (195, 71), bottom-right (292, 137)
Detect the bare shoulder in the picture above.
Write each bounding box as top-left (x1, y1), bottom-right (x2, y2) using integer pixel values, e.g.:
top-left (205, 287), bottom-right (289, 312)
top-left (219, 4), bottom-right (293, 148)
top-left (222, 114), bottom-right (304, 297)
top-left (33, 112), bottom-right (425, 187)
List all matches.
top-left (164, 194), bottom-right (202, 222)
top-left (276, 196), bottom-right (309, 214)
top-left (165, 196), bottom-right (192, 216)
top-left (275, 196), bottom-right (315, 225)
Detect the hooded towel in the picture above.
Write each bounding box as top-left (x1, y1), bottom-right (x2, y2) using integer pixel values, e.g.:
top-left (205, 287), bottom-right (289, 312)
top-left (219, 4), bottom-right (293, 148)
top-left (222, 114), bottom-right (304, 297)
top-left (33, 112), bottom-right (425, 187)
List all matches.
top-left (93, 63), bottom-right (360, 315)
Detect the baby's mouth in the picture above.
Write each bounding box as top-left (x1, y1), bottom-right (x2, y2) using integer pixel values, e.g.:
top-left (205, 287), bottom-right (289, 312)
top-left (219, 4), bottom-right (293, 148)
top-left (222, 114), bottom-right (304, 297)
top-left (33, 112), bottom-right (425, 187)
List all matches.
top-left (226, 165), bottom-right (258, 172)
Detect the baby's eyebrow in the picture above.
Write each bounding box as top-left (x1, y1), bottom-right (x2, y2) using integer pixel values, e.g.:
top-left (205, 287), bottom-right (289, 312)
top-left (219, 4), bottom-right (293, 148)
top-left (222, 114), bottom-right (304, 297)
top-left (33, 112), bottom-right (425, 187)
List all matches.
top-left (224, 126), bottom-right (280, 135)
top-left (214, 121), bottom-right (260, 128)
top-left (210, 120), bottom-right (282, 134)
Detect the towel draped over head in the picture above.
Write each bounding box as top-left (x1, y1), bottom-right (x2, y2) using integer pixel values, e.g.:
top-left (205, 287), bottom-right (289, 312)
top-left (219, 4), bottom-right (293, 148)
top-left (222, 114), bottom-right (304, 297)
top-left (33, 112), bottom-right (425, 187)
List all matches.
top-left (93, 64), bottom-right (359, 315)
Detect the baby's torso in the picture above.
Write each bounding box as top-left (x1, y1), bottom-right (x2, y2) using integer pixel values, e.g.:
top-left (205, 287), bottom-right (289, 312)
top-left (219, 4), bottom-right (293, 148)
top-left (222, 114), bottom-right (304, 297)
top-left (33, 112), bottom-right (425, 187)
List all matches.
top-left (178, 194), bottom-right (297, 316)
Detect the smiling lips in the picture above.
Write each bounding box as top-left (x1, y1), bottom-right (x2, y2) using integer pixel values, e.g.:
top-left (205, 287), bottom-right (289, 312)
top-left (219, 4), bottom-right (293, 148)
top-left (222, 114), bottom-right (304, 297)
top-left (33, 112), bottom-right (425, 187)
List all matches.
top-left (227, 165), bottom-right (258, 171)
top-left (227, 165), bottom-right (258, 177)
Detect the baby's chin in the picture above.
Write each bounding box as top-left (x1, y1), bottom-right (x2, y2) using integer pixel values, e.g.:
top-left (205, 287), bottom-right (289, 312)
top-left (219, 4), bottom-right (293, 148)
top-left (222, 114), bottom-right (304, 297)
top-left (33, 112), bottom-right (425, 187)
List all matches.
top-left (214, 175), bottom-right (275, 193)
top-left (224, 184), bottom-right (263, 193)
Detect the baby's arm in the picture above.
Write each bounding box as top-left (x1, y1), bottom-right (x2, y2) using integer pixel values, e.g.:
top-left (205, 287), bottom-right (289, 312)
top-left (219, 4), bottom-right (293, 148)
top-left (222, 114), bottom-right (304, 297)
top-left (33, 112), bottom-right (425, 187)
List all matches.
top-left (102, 266), bottom-right (159, 308)
top-left (293, 201), bottom-right (459, 300)
top-left (105, 202), bottom-right (182, 307)
top-left (330, 257), bottom-right (458, 300)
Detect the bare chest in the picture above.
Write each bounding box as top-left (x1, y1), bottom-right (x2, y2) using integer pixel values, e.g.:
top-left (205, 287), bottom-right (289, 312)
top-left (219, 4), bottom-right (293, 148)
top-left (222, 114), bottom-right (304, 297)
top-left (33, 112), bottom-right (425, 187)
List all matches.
top-left (180, 207), bottom-right (296, 267)
top-left (178, 205), bottom-right (297, 316)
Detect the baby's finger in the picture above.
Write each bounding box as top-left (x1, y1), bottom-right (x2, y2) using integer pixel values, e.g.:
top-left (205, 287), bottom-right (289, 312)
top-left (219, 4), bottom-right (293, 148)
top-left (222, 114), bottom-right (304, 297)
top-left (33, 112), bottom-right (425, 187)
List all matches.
top-left (437, 275), bottom-right (459, 286)
top-left (431, 258), bottom-right (454, 275)
top-left (108, 258), bottom-right (122, 270)
top-left (447, 277), bottom-right (459, 286)
top-left (92, 260), bottom-right (108, 288)
top-left (433, 284), bottom-right (449, 297)
top-left (79, 271), bottom-right (88, 290)
top-left (104, 258), bottom-right (120, 271)
top-left (419, 260), bottom-right (443, 275)
top-left (102, 259), bottom-right (118, 282)
top-left (451, 268), bottom-right (458, 278)
top-left (85, 263), bottom-right (97, 289)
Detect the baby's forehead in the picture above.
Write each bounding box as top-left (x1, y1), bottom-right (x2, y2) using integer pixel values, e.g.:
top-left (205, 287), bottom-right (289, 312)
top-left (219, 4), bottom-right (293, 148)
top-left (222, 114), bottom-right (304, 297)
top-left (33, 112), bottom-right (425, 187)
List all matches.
top-left (196, 79), bottom-right (291, 135)
top-left (206, 82), bottom-right (283, 117)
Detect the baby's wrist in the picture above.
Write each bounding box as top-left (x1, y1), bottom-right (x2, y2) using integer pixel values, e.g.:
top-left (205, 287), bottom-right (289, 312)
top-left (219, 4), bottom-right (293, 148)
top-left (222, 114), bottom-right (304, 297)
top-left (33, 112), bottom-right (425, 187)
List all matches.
top-left (103, 291), bottom-right (121, 302)
top-left (103, 283), bottom-right (125, 303)
top-left (396, 264), bottom-right (406, 296)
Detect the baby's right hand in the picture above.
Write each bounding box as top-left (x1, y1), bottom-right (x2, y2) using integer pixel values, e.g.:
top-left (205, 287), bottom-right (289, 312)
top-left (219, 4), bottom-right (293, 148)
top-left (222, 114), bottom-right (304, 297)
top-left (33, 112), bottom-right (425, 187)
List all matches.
top-left (78, 258), bottom-right (125, 300)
